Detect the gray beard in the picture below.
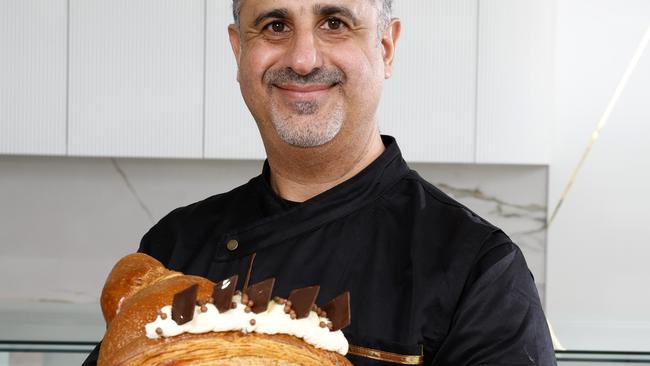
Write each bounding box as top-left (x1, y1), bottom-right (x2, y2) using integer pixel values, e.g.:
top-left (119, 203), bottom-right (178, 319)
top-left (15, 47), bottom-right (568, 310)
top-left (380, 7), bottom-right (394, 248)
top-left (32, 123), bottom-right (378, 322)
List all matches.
top-left (270, 100), bottom-right (343, 148)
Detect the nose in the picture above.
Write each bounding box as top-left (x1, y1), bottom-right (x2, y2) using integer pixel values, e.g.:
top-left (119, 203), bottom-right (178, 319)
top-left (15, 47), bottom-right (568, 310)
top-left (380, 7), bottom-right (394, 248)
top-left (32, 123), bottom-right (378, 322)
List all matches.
top-left (284, 31), bottom-right (322, 76)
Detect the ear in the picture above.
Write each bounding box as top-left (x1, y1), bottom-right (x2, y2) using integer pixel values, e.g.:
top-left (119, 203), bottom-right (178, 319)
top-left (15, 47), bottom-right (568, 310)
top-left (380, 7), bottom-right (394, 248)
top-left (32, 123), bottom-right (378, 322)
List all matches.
top-left (228, 24), bottom-right (242, 82)
top-left (381, 18), bottom-right (401, 79)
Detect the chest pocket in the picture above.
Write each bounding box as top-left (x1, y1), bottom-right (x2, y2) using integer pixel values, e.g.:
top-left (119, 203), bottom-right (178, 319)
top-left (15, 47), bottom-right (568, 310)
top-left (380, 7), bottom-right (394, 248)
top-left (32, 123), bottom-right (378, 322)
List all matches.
top-left (345, 334), bottom-right (424, 365)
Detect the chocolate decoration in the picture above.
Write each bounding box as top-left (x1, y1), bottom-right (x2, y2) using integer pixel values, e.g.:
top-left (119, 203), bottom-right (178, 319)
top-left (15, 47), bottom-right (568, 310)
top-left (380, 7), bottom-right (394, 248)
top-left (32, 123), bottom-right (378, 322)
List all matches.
top-left (212, 275), bottom-right (238, 313)
top-left (288, 286), bottom-right (320, 319)
top-left (245, 278), bottom-right (275, 314)
top-left (321, 291), bottom-right (351, 331)
top-left (243, 253), bottom-right (257, 291)
top-left (171, 284), bottom-right (198, 325)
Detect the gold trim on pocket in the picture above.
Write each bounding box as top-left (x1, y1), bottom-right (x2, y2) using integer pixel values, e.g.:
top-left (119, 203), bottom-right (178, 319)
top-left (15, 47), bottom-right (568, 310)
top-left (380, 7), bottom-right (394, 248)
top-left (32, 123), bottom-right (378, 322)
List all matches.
top-left (348, 344), bottom-right (423, 365)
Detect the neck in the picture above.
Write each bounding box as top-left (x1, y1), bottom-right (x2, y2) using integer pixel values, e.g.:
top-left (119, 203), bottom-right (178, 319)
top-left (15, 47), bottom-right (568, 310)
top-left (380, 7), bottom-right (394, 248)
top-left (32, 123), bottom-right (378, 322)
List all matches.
top-left (266, 129), bottom-right (385, 202)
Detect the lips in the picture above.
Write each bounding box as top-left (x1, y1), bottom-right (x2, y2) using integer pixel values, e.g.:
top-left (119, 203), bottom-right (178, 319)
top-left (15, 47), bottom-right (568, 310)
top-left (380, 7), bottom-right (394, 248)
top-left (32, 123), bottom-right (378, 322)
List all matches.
top-left (275, 84), bottom-right (333, 92)
top-left (273, 83), bottom-right (336, 99)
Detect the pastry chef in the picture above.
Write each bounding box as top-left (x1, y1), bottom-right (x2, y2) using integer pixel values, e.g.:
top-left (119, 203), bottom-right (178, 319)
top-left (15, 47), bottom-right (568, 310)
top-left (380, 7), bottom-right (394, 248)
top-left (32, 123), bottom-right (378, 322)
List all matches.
top-left (83, 0), bottom-right (556, 364)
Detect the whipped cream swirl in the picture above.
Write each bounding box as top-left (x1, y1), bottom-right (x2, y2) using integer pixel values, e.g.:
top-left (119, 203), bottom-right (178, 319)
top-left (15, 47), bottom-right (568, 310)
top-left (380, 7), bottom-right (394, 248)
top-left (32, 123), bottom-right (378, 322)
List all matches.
top-left (144, 295), bottom-right (348, 355)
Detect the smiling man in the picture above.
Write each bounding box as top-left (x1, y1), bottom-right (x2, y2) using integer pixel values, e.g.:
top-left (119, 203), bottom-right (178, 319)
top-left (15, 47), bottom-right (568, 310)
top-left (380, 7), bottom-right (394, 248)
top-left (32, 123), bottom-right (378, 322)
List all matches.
top-left (229, 0), bottom-right (394, 202)
top-left (83, 1), bottom-right (556, 365)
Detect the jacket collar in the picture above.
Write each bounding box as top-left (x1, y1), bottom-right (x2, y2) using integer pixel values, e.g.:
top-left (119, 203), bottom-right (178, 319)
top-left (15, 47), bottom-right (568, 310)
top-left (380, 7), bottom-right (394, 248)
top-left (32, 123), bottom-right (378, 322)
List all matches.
top-left (213, 135), bottom-right (410, 261)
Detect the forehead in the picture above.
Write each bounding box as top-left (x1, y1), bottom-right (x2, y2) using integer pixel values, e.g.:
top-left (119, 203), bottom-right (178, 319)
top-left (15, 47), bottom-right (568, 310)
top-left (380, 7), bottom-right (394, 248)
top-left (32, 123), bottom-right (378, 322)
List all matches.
top-left (239, 0), bottom-right (378, 20)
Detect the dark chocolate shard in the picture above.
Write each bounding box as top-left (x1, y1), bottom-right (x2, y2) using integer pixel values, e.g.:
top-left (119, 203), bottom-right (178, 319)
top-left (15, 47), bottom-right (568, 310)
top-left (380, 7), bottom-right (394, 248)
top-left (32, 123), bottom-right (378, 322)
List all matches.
top-left (245, 278), bottom-right (275, 314)
top-left (288, 286), bottom-right (320, 319)
top-left (172, 284), bottom-right (198, 325)
top-left (243, 253), bottom-right (256, 291)
top-left (212, 275), bottom-right (238, 313)
top-left (321, 291), bottom-right (351, 331)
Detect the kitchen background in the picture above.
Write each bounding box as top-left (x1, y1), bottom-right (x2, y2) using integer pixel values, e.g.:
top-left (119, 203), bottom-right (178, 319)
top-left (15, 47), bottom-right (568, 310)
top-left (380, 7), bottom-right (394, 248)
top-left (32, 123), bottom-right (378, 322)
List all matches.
top-left (1, 0), bottom-right (649, 364)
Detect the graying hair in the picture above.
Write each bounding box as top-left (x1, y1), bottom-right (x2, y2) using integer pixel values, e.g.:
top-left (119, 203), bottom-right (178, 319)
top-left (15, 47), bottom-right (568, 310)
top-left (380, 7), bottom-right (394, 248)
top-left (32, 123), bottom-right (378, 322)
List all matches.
top-left (232, 0), bottom-right (393, 35)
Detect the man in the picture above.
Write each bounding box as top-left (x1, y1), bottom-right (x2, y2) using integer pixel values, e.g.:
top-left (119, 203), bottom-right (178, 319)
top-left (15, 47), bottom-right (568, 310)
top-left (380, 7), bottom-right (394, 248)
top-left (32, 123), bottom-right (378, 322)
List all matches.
top-left (84, 0), bottom-right (556, 364)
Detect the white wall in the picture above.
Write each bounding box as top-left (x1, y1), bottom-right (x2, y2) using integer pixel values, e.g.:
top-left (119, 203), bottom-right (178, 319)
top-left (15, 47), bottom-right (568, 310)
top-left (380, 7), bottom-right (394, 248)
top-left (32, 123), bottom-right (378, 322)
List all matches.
top-left (547, 0), bottom-right (650, 351)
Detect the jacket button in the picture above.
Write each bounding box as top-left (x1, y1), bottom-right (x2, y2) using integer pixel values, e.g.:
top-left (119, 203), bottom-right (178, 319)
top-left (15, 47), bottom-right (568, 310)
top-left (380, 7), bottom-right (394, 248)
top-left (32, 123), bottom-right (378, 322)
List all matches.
top-left (226, 239), bottom-right (239, 251)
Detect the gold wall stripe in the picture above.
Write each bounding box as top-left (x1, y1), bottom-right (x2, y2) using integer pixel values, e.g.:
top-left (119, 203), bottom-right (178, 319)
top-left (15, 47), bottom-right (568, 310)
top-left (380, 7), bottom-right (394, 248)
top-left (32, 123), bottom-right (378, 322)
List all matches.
top-left (548, 25), bottom-right (650, 227)
top-left (348, 344), bottom-right (423, 365)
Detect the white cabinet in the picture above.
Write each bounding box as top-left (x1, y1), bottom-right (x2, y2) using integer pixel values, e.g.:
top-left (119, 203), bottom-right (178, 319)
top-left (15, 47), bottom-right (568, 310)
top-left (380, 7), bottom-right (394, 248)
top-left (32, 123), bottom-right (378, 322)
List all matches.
top-left (380, 0), bottom-right (479, 163)
top-left (0, 0), bottom-right (67, 155)
top-left (380, 0), bottom-right (553, 164)
top-left (0, 0), bottom-right (554, 164)
top-left (67, 0), bottom-right (204, 158)
top-left (475, 0), bottom-right (555, 164)
top-left (203, 0), bottom-right (265, 160)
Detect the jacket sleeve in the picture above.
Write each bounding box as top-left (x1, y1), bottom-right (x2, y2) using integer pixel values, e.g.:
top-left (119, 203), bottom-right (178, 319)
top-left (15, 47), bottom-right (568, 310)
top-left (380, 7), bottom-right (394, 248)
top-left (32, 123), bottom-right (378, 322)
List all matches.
top-left (137, 207), bottom-right (184, 265)
top-left (430, 241), bottom-right (556, 366)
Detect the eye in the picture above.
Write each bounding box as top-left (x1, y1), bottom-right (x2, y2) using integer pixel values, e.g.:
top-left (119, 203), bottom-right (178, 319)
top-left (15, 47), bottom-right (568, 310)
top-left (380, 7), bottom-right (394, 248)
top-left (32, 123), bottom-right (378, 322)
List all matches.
top-left (322, 18), bottom-right (345, 31)
top-left (265, 21), bottom-right (289, 34)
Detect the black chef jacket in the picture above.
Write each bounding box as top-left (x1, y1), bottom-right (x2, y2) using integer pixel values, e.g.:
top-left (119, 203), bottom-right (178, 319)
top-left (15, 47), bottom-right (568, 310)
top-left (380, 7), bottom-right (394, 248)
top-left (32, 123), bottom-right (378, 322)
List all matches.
top-left (83, 136), bottom-right (556, 366)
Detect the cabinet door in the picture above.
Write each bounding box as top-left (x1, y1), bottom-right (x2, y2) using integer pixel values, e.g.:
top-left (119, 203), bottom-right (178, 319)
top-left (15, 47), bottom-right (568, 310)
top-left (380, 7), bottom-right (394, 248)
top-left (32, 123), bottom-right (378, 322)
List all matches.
top-left (68, 0), bottom-right (204, 158)
top-left (203, 0), bottom-right (265, 160)
top-left (475, 0), bottom-right (554, 164)
top-left (379, 0), bottom-right (479, 163)
top-left (0, 0), bottom-right (67, 155)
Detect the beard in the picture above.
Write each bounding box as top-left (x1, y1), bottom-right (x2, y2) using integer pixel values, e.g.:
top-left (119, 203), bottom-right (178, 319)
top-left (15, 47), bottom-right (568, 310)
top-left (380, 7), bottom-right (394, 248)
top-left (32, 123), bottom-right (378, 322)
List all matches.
top-left (269, 96), bottom-right (344, 148)
top-left (264, 67), bottom-right (346, 148)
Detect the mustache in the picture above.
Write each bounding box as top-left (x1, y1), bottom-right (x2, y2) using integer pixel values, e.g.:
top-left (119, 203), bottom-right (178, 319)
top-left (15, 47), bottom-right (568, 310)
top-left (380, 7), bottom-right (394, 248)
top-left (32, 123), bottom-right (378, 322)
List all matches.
top-left (264, 67), bottom-right (346, 86)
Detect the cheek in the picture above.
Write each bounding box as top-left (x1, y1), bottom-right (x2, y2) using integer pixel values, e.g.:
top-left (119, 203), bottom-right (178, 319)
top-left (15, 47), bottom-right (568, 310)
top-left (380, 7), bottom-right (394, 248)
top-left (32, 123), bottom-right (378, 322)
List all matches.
top-left (238, 44), bottom-right (284, 120)
top-left (240, 45), bottom-right (282, 85)
top-left (330, 47), bottom-right (383, 96)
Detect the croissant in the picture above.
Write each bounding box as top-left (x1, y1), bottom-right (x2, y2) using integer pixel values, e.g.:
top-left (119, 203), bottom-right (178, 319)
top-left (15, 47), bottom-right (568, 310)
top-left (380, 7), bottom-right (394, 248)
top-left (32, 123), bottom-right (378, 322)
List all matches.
top-left (97, 253), bottom-right (352, 366)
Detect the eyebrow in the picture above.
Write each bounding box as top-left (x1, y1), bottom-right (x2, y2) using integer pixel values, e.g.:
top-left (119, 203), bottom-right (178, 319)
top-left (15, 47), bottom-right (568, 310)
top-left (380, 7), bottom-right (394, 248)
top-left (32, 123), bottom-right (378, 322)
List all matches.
top-left (314, 4), bottom-right (359, 26)
top-left (252, 5), bottom-right (360, 28)
top-left (252, 8), bottom-right (289, 27)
